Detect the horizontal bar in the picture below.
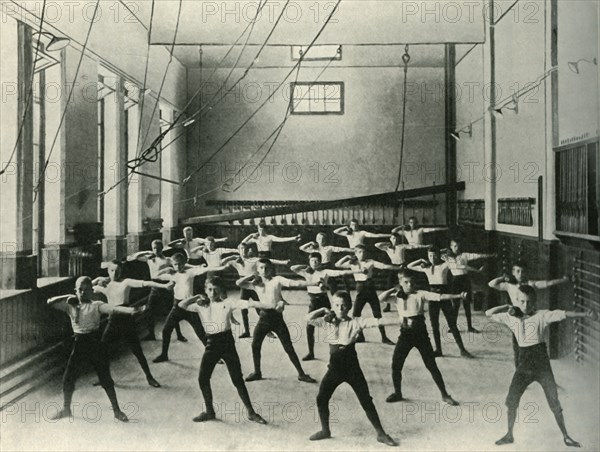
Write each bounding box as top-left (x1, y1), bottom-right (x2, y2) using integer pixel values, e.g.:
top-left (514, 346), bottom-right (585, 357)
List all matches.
top-left (182, 182), bottom-right (464, 226)
top-left (575, 268), bottom-right (600, 279)
top-left (575, 259), bottom-right (600, 270)
top-left (574, 291), bottom-right (600, 307)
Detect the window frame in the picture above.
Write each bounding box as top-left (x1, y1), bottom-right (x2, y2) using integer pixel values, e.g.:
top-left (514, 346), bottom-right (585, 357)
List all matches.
top-left (289, 81), bottom-right (345, 116)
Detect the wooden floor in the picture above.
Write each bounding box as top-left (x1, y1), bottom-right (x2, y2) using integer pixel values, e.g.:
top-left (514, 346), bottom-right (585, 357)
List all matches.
top-left (2, 291), bottom-right (599, 451)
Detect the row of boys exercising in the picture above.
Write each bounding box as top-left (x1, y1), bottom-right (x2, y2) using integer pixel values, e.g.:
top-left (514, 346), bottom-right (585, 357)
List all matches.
top-left (47, 224), bottom-right (593, 448)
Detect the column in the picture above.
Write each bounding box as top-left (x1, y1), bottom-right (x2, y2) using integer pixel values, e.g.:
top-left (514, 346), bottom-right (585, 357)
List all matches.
top-left (0, 20), bottom-right (36, 289)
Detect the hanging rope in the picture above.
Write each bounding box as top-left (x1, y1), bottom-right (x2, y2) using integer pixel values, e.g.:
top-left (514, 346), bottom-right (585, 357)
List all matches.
top-left (394, 44), bottom-right (410, 192)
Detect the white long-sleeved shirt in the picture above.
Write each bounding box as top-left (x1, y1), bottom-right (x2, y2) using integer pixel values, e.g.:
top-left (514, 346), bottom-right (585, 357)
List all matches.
top-left (411, 263), bottom-right (451, 286)
top-left (93, 279), bottom-right (145, 306)
top-left (490, 310), bottom-right (566, 347)
top-left (160, 267), bottom-right (208, 299)
top-left (57, 298), bottom-right (106, 334)
top-left (493, 281), bottom-right (548, 309)
top-left (295, 268), bottom-right (349, 294)
top-left (238, 276), bottom-right (305, 308)
top-left (186, 299), bottom-right (251, 334)
top-left (146, 256), bottom-right (172, 279)
top-left (308, 317), bottom-right (382, 345)
top-left (445, 252), bottom-right (486, 276)
top-left (394, 290), bottom-right (442, 318)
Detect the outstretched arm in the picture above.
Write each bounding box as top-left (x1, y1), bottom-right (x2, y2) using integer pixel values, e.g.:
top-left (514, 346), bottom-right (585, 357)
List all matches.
top-left (126, 251), bottom-right (153, 262)
top-left (391, 225), bottom-right (405, 234)
top-left (565, 310), bottom-right (596, 319)
top-left (421, 226), bottom-right (448, 233)
top-left (363, 231), bottom-right (392, 239)
top-left (290, 265), bottom-right (309, 275)
top-left (167, 238), bottom-right (185, 247)
top-left (373, 260), bottom-right (403, 271)
top-left (271, 258), bottom-right (291, 266)
top-left (271, 234), bottom-right (302, 243)
top-left (532, 276), bottom-right (570, 289)
top-left (99, 304), bottom-right (144, 316)
top-left (439, 291), bottom-right (468, 302)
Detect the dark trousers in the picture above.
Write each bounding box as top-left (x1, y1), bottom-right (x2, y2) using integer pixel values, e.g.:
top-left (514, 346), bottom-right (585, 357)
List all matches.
top-left (321, 262), bottom-right (338, 294)
top-left (428, 285), bottom-right (467, 353)
top-left (161, 305), bottom-right (207, 356)
top-left (316, 344), bottom-right (384, 434)
top-left (306, 293), bottom-right (331, 355)
top-left (146, 287), bottom-right (172, 337)
top-left (251, 310), bottom-right (304, 375)
top-left (391, 317), bottom-right (449, 397)
top-left (353, 280), bottom-right (388, 340)
top-left (451, 275), bottom-right (474, 329)
top-left (505, 343), bottom-right (562, 414)
top-left (199, 331), bottom-right (254, 414)
top-left (63, 332), bottom-right (118, 408)
top-left (240, 288), bottom-right (260, 335)
top-left (101, 315), bottom-right (153, 379)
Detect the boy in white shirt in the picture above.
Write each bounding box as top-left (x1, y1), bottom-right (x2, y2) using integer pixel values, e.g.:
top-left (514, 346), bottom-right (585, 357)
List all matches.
top-left (47, 277), bottom-right (144, 422)
top-left (178, 276), bottom-right (275, 424)
top-left (306, 291), bottom-right (398, 446)
top-left (241, 220), bottom-right (301, 258)
top-left (486, 285), bottom-right (591, 448)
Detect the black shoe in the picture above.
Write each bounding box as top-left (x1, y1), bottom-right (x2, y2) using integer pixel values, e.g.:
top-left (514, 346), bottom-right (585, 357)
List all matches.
top-left (385, 393), bottom-right (404, 403)
top-left (193, 412), bottom-right (216, 422)
top-left (310, 430), bottom-right (331, 441)
top-left (468, 327), bottom-right (480, 334)
top-left (382, 337), bottom-right (395, 345)
top-left (239, 332), bottom-right (251, 339)
top-left (298, 374), bottom-right (317, 383)
top-left (356, 335), bottom-right (366, 343)
top-left (302, 353), bottom-right (315, 361)
top-left (434, 349), bottom-right (443, 357)
top-left (245, 372), bottom-right (263, 382)
top-left (177, 335), bottom-right (188, 342)
top-left (461, 350), bottom-right (475, 359)
top-left (153, 354), bottom-right (168, 363)
top-left (382, 304), bottom-right (391, 313)
top-left (377, 433), bottom-right (398, 447)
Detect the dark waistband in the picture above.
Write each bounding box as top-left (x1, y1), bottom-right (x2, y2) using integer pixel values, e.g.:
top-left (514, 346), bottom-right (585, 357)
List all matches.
top-left (356, 280), bottom-right (375, 287)
top-left (329, 343), bottom-right (357, 353)
top-left (400, 315), bottom-right (426, 328)
top-left (206, 330), bottom-right (234, 341)
top-left (429, 285), bottom-right (449, 292)
top-left (518, 342), bottom-right (548, 352)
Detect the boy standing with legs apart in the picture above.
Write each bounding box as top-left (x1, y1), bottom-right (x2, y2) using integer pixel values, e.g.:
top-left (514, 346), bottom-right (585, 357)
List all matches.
top-left (178, 277), bottom-right (271, 424)
top-left (236, 259), bottom-right (317, 383)
top-left (335, 245), bottom-right (401, 344)
top-left (488, 262), bottom-right (570, 366)
top-left (407, 247), bottom-right (475, 358)
top-left (307, 291), bottom-right (398, 446)
top-left (93, 260), bottom-right (171, 388)
top-left (47, 277), bottom-right (142, 421)
top-left (222, 244), bottom-right (289, 338)
top-left (241, 220), bottom-right (301, 258)
top-left (291, 253), bottom-right (357, 361)
top-left (486, 285), bottom-right (590, 447)
top-left (381, 271), bottom-right (462, 405)
top-left (153, 253), bottom-right (231, 363)
top-left (127, 239), bottom-right (182, 341)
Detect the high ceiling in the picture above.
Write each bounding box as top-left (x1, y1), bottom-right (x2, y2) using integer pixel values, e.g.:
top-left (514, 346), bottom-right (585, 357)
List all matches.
top-left (129, 0), bottom-right (485, 68)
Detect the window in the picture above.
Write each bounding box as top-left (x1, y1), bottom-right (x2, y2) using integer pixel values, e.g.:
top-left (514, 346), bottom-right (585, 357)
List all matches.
top-left (290, 82), bottom-right (344, 115)
top-left (291, 45), bottom-right (342, 61)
